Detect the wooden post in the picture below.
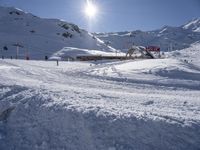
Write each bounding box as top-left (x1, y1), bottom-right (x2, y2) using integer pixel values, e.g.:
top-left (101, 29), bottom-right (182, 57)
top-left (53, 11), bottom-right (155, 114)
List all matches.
top-left (45, 56), bottom-right (48, 61)
top-left (16, 44), bottom-right (19, 59)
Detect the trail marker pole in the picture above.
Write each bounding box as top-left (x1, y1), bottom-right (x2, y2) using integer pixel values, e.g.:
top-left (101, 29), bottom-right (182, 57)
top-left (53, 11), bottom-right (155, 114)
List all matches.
top-left (16, 44), bottom-right (19, 59)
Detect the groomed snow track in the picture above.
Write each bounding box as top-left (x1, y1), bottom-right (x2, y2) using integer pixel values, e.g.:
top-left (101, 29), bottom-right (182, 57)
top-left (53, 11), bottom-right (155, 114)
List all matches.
top-left (0, 58), bottom-right (200, 150)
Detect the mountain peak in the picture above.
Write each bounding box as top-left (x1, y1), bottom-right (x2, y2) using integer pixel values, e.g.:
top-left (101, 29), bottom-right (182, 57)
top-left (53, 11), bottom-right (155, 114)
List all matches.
top-left (183, 18), bottom-right (200, 32)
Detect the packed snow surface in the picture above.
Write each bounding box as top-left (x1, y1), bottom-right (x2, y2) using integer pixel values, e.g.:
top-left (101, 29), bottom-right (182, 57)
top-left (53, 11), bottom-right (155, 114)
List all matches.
top-left (0, 44), bottom-right (200, 150)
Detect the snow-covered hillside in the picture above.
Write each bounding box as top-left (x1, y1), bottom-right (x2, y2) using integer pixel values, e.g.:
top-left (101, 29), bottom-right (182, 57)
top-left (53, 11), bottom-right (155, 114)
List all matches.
top-left (0, 43), bottom-right (200, 149)
top-left (0, 6), bottom-right (115, 60)
top-left (170, 42), bottom-right (200, 67)
top-left (94, 18), bottom-right (200, 52)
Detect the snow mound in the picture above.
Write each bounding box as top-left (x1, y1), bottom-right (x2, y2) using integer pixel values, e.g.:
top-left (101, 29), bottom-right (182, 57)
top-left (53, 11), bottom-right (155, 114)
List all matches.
top-left (51, 47), bottom-right (125, 60)
top-left (87, 58), bottom-right (200, 90)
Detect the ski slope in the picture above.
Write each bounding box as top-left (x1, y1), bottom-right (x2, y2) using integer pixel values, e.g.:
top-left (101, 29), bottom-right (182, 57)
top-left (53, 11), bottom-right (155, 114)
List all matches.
top-left (0, 43), bottom-right (200, 149)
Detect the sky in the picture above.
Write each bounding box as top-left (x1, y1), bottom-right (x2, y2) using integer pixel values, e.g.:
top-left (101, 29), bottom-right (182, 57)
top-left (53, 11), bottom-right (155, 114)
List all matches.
top-left (0, 0), bottom-right (200, 32)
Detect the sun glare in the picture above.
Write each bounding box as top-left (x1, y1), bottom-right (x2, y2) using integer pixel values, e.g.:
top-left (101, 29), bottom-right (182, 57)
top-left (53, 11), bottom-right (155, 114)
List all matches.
top-left (84, 1), bottom-right (97, 18)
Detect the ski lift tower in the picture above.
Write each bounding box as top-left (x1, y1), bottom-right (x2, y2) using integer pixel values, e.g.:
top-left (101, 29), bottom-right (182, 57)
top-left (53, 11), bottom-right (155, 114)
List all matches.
top-left (126, 32), bottom-right (134, 50)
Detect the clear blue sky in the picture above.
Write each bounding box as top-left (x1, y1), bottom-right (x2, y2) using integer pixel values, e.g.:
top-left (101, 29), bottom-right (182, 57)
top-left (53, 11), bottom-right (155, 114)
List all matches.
top-left (0, 0), bottom-right (200, 32)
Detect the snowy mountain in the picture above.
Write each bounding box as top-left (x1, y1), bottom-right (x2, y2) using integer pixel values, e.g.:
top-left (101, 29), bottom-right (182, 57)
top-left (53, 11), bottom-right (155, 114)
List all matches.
top-left (94, 18), bottom-right (200, 52)
top-left (0, 6), bottom-right (115, 60)
top-left (182, 18), bottom-right (200, 32)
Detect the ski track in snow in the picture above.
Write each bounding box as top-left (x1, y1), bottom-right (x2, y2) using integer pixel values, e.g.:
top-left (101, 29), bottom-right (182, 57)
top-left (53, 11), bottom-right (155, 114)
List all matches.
top-left (0, 56), bottom-right (200, 149)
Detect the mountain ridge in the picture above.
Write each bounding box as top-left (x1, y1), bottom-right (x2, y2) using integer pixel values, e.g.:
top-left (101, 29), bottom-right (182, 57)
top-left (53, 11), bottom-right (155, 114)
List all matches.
top-left (0, 6), bottom-right (115, 60)
top-left (94, 18), bottom-right (200, 52)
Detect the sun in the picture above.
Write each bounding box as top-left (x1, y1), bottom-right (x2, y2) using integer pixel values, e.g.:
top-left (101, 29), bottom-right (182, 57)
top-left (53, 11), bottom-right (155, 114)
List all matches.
top-left (84, 1), bottom-right (97, 18)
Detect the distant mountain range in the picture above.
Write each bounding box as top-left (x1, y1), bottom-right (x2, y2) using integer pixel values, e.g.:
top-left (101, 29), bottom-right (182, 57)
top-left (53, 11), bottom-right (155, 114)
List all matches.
top-left (94, 18), bottom-right (200, 52)
top-left (0, 6), bottom-right (115, 60)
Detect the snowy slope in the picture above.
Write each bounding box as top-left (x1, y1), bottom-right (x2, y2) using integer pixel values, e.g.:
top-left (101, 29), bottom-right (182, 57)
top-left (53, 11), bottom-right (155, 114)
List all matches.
top-left (94, 18), bottom-right (200, 52)
top-left (0, 43), bottom-right (200, 149)
top-left (170, 41), bottom-right (200, 67)
top-left (0, 6), bottom-right (115, 60)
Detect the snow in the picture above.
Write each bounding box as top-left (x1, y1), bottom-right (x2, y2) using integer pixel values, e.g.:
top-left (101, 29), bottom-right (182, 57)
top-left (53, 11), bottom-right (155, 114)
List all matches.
top-left (51, 47), bottom-right (125, 60)
top-left (194, 27), bottom-right (200, 32)
top-left (15, 8), bottom-right (24, 12)
top-left (183, 18), bottom-right (200, 29)
top-left (0, 43), bottom-right (200, 149)
top-left (183, 18), bottom-right (200, 33)
top-left (159, 28), bottom-right (167, 34)
top-left (170, 42), bottom-right (200, 67)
